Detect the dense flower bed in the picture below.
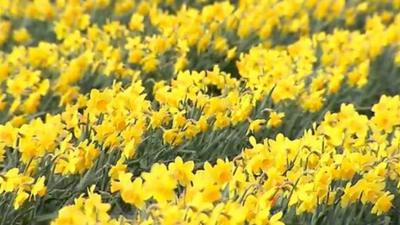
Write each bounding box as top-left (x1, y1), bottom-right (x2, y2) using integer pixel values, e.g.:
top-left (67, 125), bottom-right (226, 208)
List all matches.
top-left (0, 0), bottom-right (400, 224)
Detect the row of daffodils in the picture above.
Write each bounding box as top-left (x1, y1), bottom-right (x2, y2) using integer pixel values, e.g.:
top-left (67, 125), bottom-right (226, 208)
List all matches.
top-left (51, 95), bottom-right (400, 225)
top-left (0, 0), bottom-right (400, 224)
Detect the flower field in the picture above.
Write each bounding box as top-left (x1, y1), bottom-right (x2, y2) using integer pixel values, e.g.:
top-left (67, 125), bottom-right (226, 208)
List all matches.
top-left (1, 0), bottom-right (400, 224)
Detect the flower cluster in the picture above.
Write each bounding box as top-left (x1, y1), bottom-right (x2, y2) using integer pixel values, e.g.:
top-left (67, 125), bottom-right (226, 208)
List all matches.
top-left (0, 0), bottom-right (400, 224)
top-left (104, 96), bottom-right (400, 224)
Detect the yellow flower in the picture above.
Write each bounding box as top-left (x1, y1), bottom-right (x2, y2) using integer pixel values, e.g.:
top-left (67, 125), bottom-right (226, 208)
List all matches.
top-left (197, 116), bottom-right (209, 132)
top-left (163, 128), bottom-right (179, 145)
top-left (395, 51), bottom-right (400, 65)
top-left (0, 168), bottom-right (33, 193)
top-left (207, 159), bottom-right (232, 185)
top-left (52, 185), bottom-right (117, 225)
top-left (129, 13), bottom-right (144, 32)
top-left (247, 119), bottom-right (266, 134)
top-left (111, 172), bottom-right (132, 193)
top-left (122, 140), bottom-right (137, 159)
top-left (174, 55), bottom-right (188, 74)
top-left (371, 95), bottom-right (400, 132)
top-left (200, 184), bottom-right (221, 204)
top-left (0, 143), bottom-right (5, 162)
top-left (50, 204), bottom-right (85, 225)
top-left (269, 212), bottom-right (285, 225)
top-left (347, 60), bottom-right (369, 88)
top-left (0, 21), bottom-right (11, 47)
top-left (87, 89), bottom-right (113, 115)
top-left (13, 28), bottom-right (31, 44)
top-left (168, 157), bottom-right (194, 186)
top-left (371, 192), bottom-right (394, 215)
top-left (121, 178), bottom-right (147, 209)
top-left (300, 90), bottom-right (325, 112)
top-left (0, 63), bottom-right (9, 82)
top-left (150, 107), bottom-right (169, 129)
top-left (142, 163), bottom-right (177, 203)
top-left (114, 0), bottom-right (134, 15)
top-left (23, 92), bottom-right (41, 113)
top-left (213, 36), bottom-right (228, 53)
top-left (271, 77), bottom-right (300, 103)
top-left (141, 54), bottom-right (158, 73)
top-left (28, 42), bottom-right (58, 68)
top-left (226, 47), bottom-right (237, 60)
top-left (31, 176), bottom-right (47, 198)
top-left (7, 78), bottom-right (26, 97)
top-left (0, 122), bottom-right (17, 147)
top-left (172, 112), bottom-right (187, 128)
top-left (14, 190), bottom-right (29, 209)
top-left (267, 112), bottom-right (285, 128)
top-left (108, 158), bottom-right (127, 179)
top-left (214, 113), bottom-right (230, 130)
